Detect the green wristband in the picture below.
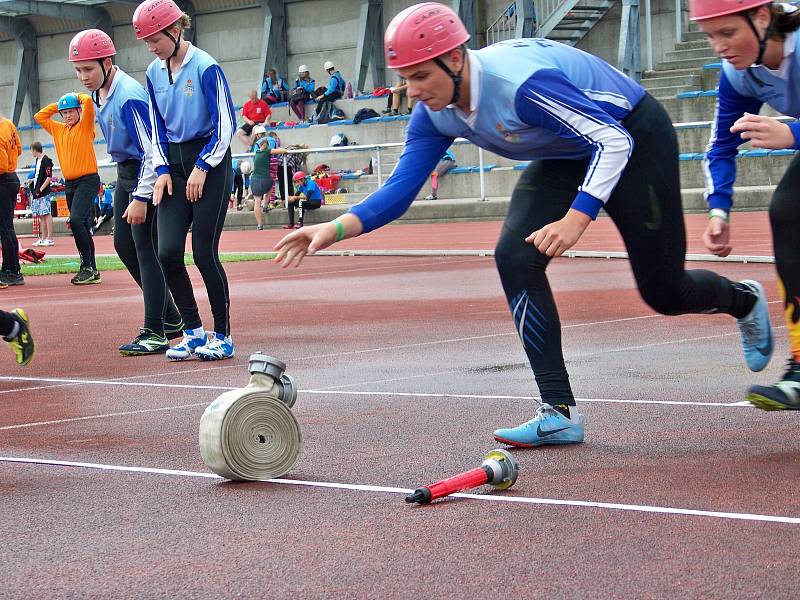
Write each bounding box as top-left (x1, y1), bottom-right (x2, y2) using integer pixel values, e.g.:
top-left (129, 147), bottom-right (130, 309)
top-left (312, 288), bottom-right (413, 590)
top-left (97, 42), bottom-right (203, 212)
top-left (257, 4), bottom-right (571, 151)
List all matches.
top-left (334, 219), bottom-right (344, 242)
top-left (708, 208), bottom-right (729, 222)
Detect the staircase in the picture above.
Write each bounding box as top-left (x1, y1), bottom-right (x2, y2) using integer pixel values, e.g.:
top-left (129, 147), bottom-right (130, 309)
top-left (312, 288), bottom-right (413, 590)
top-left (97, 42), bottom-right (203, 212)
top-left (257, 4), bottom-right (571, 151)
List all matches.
top-left (640, 28), bottom-right (720, 100)
top-left (485, 0), bottom-right (617, 47)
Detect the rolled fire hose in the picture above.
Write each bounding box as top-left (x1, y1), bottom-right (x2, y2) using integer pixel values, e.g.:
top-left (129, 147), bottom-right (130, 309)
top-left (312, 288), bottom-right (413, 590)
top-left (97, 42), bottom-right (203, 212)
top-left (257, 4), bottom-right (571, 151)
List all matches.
top-left (199, 354), bottom-right (302, 481)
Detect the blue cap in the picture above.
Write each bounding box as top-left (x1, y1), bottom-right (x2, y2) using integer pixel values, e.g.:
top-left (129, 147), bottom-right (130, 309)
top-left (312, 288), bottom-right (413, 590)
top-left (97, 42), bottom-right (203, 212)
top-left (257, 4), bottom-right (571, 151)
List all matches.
top-left (57, 93), bottom-right (81, 111)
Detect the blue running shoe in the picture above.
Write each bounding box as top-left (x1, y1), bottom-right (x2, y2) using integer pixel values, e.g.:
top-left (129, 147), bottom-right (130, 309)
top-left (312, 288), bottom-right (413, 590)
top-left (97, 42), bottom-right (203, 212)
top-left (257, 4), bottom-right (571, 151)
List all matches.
top-left (747, 360), bottom-right (800, 411)
top-left (493, 404), bottom-right (585, 448)
top-left (195, 332), bottom-right (235, 361)
top-left (737, 280), bottom-right (773, 372)
top-left (166, 328), bottom-right (207, 361)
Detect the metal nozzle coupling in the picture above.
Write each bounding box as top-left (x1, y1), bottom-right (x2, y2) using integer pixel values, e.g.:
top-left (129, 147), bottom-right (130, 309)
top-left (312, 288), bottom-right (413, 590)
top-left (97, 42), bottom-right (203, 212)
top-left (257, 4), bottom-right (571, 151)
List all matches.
top-left (248, 353), bottom-right (287, 380)
top-left (481, 449), bottom-right (519, 490)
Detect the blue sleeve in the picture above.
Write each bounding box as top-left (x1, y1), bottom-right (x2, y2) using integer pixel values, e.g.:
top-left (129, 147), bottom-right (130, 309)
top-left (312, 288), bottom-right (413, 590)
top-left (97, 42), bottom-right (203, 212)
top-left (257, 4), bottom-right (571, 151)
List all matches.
top-left (119, 97), bottom-right (156, 201)
top-left (198, 64), bottom-right (236, 170)
top-left (703, 72), bottom-right (764, 212)
top-left (325, 76), bottom-right (337, 96)
top-left (146, 75), bottom-right (171, 177)
top-left (281, 78), bottom-right (289, 92)
top-left (514, 69), bottom-right (635, 220)
top-left (348, 107), bottom-right (454, 232)
top-left (300, 79), bottom-right (315, 93)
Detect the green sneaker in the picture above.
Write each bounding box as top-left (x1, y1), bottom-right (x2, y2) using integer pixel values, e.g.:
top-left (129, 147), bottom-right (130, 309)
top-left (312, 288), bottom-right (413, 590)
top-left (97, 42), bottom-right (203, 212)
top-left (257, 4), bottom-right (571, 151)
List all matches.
top-left (5, 308), bottom-right (34, 366)
top-left (118, 328), bottom-right (169, 356)
top-left (747, 360), bottom-right (800, 410)
top-left (71, 267), bottom-right (101, 285)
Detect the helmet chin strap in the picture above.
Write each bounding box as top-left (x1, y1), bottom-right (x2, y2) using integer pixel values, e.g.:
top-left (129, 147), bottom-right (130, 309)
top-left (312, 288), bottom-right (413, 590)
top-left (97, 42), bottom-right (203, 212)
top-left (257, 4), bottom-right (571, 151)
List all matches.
top-left (433, 46), bottom-right (467, 106)
top-left (164, 29), bottom-right (183, 85)
top-left (743, 10), bottom-right (776, 86)
top-left (92, 61), bottom-right (113, 107)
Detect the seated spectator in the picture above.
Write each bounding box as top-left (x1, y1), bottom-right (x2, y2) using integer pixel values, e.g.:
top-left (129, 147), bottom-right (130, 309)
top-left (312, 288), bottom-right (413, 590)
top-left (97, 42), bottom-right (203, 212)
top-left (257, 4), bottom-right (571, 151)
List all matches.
top-left (92, 183), bottom-right (113, 234)
top-left (382, 78), bottom-right (416, 116)
top-left (235, 90), bottom-right (271, 149)
top-left (289, 65), bottom-right (315, 122)
top-left (424, 147), bottom-right (457, 200)
top-left (314, 61), bottom-right (346, 118)
top-left (262, 68), bottom-right (289, 105)
top-left (284, 171), bottom-right (322, 229)
top-left (230, 158), bottom-right (244, 209)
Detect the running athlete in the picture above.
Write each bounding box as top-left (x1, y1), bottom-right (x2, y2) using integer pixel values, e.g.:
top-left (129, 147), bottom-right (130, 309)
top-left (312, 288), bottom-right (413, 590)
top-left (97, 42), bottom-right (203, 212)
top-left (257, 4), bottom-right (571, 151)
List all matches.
top-left (1, 308), bottom-right (34, 366)
top-left (69, 29), bottom-right (184, 355)
top-left (134, 0), bottom-right (236, 361)
top-left (35, 93), bottom-right (101, 285)
top-left (275, 2), bottom-right (774, 447)
top-left (692, 0), bottom-right (800, 409)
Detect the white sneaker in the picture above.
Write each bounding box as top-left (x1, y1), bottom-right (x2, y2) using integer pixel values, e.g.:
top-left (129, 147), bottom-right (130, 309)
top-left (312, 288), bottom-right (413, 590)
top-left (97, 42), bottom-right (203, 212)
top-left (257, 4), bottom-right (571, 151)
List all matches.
top-left (43, 239), bottom-right (55, 246)
top-left (194, 332), bottom-right (235, 361)
top-left (32, 239), bottom-right (43, 246)
top-left (166, 328), bottom-right (207, 361)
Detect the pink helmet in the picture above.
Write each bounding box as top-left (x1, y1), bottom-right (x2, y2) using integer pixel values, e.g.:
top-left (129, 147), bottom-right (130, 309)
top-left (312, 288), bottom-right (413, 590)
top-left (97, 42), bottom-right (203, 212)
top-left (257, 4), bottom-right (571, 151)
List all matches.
top-left (292, 171), bottom-right (307, 182)
top-left (384, 2), bottom-right (470, 69)
top-left (690, 0), bottom-right (772, 20)
top-left (133, 0), bottom-right (184, 40)
top-left (69, 29), bottom-right (116, 62)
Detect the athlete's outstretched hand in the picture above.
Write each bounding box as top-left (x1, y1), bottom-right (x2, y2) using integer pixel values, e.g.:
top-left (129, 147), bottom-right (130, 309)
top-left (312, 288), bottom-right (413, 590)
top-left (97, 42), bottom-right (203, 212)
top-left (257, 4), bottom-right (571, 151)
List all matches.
top-left (731, 113), bottom-right (796, 149)
top-left (527, 209), bottom-right (592, 258)
top-left (274, 213), bottom-right (364, 268)
top-left (153, 174), bottom-right (172, 206)
top-left (703, 216), bottom-right (732, 257)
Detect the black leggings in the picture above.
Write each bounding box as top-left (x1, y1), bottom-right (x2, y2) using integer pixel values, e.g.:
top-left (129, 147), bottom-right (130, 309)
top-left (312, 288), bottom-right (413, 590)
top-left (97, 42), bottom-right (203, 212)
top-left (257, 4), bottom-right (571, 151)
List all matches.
top-left (65, 173), bottom-right (100, 270)
top-left (0, 173), bottom-right (20, 275)
top-left (0, 309), bottom-right (16, 338)
top-left (769, 152), bottom-right (800, 358)
top-left (113, 160), bottom-right (182, 334)
top-left (276, 164), bottom-right (294, 202)
top-left (495, 94), bottom-right (751, 406)
top-left (158, 138), bottom-right (232, 335)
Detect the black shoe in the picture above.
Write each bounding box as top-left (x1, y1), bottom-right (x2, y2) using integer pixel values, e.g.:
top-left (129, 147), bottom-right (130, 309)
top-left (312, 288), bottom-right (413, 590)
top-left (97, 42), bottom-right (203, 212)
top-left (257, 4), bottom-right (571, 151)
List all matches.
top-left (0, 272), bottom-right (25, 286)
top-left (747, 360), bottom-right (800, 410)
top-left (5, 308), bottom-right (34, 366)
top-left (71, 267), bottom-right (101, 285)
top-left (164, 318), bottom-right (186, 340)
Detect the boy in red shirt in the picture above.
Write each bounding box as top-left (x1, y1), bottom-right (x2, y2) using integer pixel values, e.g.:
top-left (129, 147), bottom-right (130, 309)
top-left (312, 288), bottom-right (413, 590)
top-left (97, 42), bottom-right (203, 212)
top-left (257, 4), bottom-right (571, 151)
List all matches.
top-left (235, 89), bottom-right (271, 149)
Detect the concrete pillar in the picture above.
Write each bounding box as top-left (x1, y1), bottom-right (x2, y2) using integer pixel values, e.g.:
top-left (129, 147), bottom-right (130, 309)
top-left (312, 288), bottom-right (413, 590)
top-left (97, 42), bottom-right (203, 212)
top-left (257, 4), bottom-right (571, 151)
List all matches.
top-left (0, 16), bottom-right (39, 126)
top-left (354, 0), bottom-right (385, 92)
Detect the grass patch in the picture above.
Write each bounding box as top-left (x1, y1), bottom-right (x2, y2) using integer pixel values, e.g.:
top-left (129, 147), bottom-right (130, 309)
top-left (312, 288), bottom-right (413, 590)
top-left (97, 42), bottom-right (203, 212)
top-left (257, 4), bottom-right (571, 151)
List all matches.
top-left (20, 253), bottom-right (276, 276)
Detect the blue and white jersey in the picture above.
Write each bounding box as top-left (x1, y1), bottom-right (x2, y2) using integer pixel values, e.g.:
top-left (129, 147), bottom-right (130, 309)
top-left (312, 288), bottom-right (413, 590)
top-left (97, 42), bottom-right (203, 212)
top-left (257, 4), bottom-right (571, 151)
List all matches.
top-left (295, 78), bottom-right (316, 94)
top-left (97, 67), bottom-right (156, 201)
top-left (263, 76), bottom-right (288, 97)
top-left (349, 39), bottom-right (645, 232)
top-left (145, 43), bottom-right (236, 175)
top-left (703, 30), bottom-right (800, 211)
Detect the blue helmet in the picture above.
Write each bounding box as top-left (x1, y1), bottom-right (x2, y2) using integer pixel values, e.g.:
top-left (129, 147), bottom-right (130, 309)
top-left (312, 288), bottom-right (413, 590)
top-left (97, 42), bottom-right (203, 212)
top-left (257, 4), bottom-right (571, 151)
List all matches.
top-left (57, 93), bottom-right (81, 111)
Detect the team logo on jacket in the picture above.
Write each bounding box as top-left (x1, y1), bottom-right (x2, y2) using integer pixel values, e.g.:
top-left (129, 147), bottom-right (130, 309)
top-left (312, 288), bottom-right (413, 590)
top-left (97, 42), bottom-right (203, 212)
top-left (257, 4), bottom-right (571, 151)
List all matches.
top-left (184, 78), bottom-right (195, 97)
top-left (496, 121), bottom-right (520, 143)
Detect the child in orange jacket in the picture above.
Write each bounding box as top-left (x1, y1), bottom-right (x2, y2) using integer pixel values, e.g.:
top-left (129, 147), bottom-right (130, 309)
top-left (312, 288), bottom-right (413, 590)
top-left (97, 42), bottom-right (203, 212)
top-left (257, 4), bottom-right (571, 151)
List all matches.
top-left (35, 93), bottom-right (101, 285)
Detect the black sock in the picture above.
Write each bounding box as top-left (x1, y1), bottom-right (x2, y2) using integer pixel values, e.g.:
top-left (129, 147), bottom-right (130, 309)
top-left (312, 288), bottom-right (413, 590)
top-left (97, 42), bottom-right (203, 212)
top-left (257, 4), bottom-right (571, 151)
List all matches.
top-left (730, 281), bottom-right (758, 320)
top-left (552, 404), bottom-right (572, 419)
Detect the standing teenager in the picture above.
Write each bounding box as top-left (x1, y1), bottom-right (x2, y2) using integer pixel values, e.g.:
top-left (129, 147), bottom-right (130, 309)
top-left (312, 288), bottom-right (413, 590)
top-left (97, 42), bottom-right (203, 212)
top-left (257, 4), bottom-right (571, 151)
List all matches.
top-left (134, 0), bottom-right (236, 361)
top-left (275, 2), bottom-right (774, 447)
top-left (69, 28), bottom-right (184, 355)
top-left (35, 92), bottom-right (101, 285)
top-left (692, 0), bottom-right (800, 409)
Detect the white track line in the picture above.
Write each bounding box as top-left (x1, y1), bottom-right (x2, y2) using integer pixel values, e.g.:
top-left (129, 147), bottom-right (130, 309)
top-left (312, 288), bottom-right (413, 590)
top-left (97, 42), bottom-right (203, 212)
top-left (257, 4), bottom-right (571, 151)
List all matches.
top-left (1, 456), bottom-right (797, 524)
top-left (0, 381), bottom-right (752, 431)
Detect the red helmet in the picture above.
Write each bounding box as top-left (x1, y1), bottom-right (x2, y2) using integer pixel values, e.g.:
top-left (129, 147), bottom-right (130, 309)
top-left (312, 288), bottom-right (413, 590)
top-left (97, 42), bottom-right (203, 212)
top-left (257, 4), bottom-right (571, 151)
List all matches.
top-left (690, 0), bottom-right (772, 20)
top-left (69, 29), bottom-right (116, 62)
top-left (292, 171), bottom-right (307, 182)
top-left (384, 2), bottom-right (470, 69)
top-left (133, 0), bottom-right (184, 40)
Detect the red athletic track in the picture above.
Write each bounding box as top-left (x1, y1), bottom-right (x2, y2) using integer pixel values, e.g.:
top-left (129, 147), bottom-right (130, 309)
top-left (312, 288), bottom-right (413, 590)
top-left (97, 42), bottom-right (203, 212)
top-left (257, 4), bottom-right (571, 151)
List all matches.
top-left (3, 212), bottom-right (797, 599)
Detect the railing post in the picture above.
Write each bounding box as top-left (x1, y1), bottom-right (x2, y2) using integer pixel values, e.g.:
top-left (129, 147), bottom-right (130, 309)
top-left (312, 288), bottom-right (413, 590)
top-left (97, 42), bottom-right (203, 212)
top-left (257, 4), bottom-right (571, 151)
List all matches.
top-left (478, 147), bottom-right (486, 202)
top-left (283, 156), bottom-right (289, 201)
top-left (376, 146), bottom-right (383, 186)
top-left (645, 0), bottom-right (653, 72)
top-left (675, 0), bottom-right (683, 44)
